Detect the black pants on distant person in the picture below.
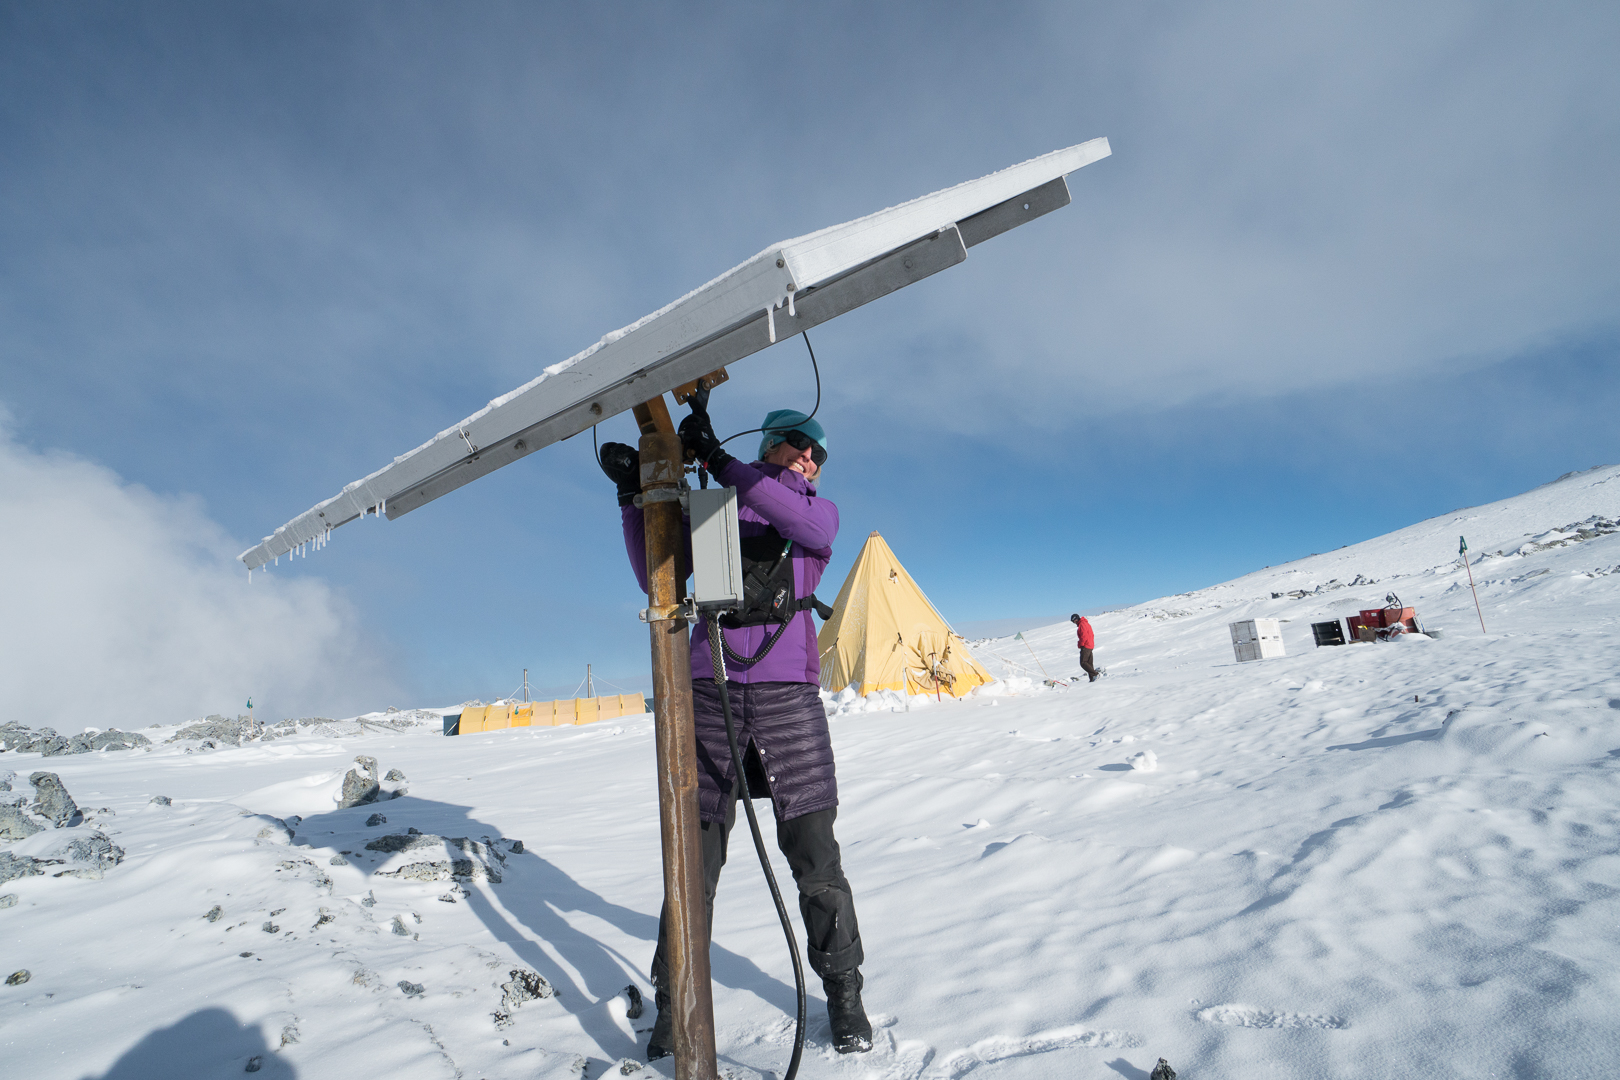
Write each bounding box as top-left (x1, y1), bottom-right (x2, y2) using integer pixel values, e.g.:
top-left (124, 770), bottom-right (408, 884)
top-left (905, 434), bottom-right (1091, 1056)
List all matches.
top-left (1080, 647), bottom-right (1099, 681)
top-left (650, 772), bottom-right (864, 993)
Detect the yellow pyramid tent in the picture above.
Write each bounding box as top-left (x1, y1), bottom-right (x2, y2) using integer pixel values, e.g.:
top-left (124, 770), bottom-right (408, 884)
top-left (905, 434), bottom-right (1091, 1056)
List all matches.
top-left (817, 531), bottom-right (993, 698)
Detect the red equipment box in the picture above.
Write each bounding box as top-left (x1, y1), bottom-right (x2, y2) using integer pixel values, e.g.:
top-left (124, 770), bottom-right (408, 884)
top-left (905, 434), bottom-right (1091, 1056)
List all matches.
top-left (1349, 606), bottom-right (1418, 641)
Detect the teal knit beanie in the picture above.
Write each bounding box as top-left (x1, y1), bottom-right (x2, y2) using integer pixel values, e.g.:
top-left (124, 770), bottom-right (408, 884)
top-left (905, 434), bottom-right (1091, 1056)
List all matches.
top-left (757, 410), bottom-right (827, 461)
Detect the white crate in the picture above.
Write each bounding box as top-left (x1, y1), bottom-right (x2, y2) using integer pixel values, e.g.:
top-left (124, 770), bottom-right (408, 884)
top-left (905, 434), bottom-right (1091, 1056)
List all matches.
top-left (1229, 618), bottom-right (1286, 662)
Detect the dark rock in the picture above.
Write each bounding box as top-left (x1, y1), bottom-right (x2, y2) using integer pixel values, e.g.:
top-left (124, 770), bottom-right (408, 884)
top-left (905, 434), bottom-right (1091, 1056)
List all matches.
top-left (398, 980), bottom-right (425, 997)
top-left (261, 921), bottom-right (279, 933)
top-left (624, 984), bottom-right (644, 1019)
top-left (508, 839), bottom-right (524, 855)
top-left (5, 969), bottom-right (29, 986)
top-left (0, 853), bottom-right (43, 884)
top-left (28, 773), bottom-right (81, 827)
top-left (1150, 1058), bottom-right (1177, 1080)
top-left (365, 833), bottom-right (505, 883)
top-left (90, 729), bottom-right (151, 752)
top-left (65, 833), bottom-right (124, 870)
top-left (206, 905), bottom-right (223, 922)
top-left (360, 890), bottom-right (376, 907)
top-left (384, 769), bottom-right (406, 782)
top-left (0, 805), bottom-right (44, 841)
top-left (364, 833), bottom-right (431, 853)
top-left (501, 968), bottom-right (556, 1009)
top-left (26, 737), bottom-right (69, 757)
top-left (390, 915), bottom-right (410, 936)
top-left (338, 756), bottom-right (380, 809)
top-left (43, 735), bottom-right (94, 757)
top-left (406, 827), bottom-right (421, 835)
top-left (365, 813), bottom-right (387, 827)
top-left (150, 795), bottom-right (172, 806)
top-left (245, 1055), bottom-right (262, 1072)
top-left (168, 715), bottom-right (264, 746)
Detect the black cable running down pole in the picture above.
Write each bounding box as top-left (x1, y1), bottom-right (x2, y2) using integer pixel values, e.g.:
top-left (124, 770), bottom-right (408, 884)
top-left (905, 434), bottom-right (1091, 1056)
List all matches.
top-left (705, 619), bottom-right (807, 1080)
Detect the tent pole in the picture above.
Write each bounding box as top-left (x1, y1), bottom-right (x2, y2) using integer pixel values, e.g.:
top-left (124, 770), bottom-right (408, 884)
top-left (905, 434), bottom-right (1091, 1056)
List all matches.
top-left (635, 396), bottom-right (718, 1080)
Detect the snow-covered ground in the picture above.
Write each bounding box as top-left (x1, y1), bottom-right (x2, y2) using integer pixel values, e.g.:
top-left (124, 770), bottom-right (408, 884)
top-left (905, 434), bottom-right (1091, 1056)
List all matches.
top-left (3, 465), bottom-right (1617, 1079)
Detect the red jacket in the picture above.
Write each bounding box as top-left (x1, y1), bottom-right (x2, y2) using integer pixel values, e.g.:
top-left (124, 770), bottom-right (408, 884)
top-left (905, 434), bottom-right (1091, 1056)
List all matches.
top-left (1075, 617), bottom-right (1095, 650)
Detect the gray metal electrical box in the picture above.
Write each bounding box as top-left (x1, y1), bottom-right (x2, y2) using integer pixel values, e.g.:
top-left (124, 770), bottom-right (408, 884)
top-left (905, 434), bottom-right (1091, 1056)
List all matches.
top-left (689, 487), bottom-right (744, 613)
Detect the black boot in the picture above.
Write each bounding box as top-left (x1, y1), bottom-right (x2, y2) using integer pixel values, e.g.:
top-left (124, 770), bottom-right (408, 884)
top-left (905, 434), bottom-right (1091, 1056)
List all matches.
top-left (824, 969), bottom-right (872, 1053)
top-left (646, 982), bottom-right (672, 1060)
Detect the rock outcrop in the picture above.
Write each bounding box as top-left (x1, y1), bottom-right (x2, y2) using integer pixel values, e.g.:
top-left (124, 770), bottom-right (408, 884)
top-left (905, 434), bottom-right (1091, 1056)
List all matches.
top-left (29, 772), bottom-right (81, 827)
top-left (338, 756), bottom-right (380, 808)
top-left (365, 833), bottom-right (506, 883)
top-left (0, 805), bottom-right (45, 841)
top-left (0, 723), bottom-right (150, 756)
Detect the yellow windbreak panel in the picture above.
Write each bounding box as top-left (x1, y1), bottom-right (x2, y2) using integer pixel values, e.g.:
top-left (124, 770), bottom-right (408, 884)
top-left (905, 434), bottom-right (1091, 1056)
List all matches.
top-left (454, 693), bottom-right (649, 735)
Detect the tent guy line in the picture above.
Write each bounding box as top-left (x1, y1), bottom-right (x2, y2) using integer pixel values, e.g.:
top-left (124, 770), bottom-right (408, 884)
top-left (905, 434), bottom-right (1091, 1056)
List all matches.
top-left (237, 139), bottom-right (1112, 572)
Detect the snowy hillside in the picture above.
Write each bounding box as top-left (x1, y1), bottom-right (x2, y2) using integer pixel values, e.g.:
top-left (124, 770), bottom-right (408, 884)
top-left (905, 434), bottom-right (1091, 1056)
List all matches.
top-left (2, 466), bottom-right (1617, 1079)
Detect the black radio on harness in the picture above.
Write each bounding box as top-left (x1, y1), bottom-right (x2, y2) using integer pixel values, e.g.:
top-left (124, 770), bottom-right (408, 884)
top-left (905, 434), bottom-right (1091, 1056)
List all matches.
top-left (723, 527), bottom-right (834, 628)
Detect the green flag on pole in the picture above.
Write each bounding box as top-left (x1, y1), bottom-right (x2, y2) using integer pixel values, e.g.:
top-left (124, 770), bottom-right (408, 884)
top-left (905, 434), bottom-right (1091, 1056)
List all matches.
top-left (1458, 535), bottom-right (1468, 556)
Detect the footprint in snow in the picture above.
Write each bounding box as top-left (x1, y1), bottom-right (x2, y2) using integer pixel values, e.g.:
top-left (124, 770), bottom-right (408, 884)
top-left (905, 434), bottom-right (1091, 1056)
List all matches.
top-left (1195, 1003), bottom-right (1347, 1029)
top-left (929, 1026), bottom-right (1143, 1078)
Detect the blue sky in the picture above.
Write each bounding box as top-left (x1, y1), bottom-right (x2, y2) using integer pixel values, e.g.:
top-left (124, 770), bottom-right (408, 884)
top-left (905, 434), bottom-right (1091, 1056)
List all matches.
top-left (3, 2), bottom-right (1617, 723)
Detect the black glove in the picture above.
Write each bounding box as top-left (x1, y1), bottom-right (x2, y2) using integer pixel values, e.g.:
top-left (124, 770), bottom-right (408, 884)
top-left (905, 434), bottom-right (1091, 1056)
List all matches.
top-left (679, 383), bottom-right (734, 472)
top-left (598, 442), bottom-right (641, 506)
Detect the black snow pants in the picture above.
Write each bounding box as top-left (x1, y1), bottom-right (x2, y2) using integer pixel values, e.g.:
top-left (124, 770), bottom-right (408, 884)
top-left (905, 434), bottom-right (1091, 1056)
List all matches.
top-left (1080, 646), bottom-right (1099, 681)
top-left (650, 777), bottom-right (865, 989)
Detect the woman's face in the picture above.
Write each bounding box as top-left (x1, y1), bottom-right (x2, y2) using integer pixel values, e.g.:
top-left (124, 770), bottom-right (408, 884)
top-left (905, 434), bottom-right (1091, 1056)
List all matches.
top-left (765, 437), bottom-right (819, 480)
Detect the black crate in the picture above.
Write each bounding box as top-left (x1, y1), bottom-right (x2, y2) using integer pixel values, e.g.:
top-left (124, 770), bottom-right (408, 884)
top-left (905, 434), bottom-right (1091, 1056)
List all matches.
top-left (1311, 619), bottom-right (1348, 647)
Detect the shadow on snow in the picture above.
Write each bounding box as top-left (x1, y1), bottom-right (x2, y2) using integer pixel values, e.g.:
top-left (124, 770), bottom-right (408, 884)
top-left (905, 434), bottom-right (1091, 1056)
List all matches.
top-left (292, 793), bottom-right (789, 1061)
top-left (82, 1007), bottom-right (294, 1080)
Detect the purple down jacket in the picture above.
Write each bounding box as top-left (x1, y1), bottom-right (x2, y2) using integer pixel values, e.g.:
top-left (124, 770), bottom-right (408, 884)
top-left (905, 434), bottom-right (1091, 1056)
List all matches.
top-left (621, 458), bottom-right (840, 823)
top-left (619, 458), bottom-right (838, 685)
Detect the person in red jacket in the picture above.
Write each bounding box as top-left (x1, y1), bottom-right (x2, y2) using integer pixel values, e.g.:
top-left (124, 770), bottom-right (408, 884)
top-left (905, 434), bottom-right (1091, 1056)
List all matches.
top-left (1071, 614), bottom-right (1100, 682)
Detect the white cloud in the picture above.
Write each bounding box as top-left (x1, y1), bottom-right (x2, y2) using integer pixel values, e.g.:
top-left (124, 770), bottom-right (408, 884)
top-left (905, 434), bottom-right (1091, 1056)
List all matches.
top-left (0, 417), bottom-right (400, 733)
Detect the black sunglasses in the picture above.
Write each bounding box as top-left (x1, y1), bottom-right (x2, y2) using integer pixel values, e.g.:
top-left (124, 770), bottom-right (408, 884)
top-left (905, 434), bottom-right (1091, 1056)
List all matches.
top-left (774, 429), bottom-right (827, 467)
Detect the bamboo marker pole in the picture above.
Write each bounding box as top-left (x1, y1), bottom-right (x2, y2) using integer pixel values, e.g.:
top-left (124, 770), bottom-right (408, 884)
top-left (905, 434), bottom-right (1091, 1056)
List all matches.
top-left (1460, 535), bottom-right (1487, 634)
top-left (634, 395), bottom-right (717, 1080)
top-left (1015, 631), bottom-right (1049, 678)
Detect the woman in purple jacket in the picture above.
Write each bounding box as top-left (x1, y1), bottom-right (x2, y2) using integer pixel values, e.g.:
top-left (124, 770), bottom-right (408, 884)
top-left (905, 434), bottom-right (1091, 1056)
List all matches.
top-left (598, 401), bottom-right (873, 1058)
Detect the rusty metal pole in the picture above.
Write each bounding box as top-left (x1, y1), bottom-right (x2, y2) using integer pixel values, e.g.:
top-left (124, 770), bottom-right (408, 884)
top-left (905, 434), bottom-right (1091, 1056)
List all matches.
top-left (636, 397), bottom-right (718, 1080)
